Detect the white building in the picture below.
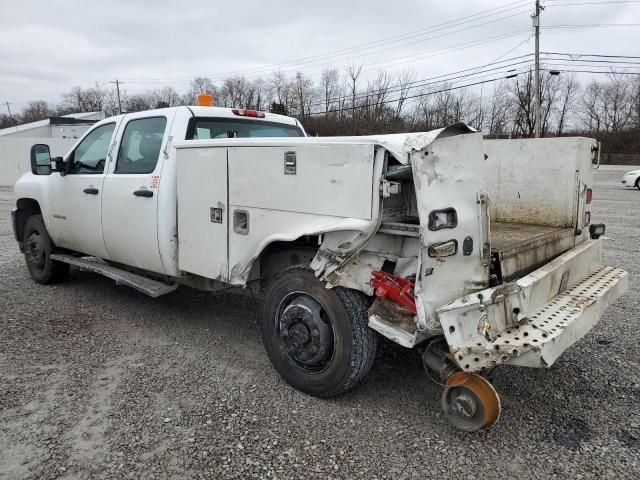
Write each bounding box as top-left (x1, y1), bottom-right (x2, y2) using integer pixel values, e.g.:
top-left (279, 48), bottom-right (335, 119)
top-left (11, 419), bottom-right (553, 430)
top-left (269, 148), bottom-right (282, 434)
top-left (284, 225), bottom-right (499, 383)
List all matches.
top-left (0, 111), bottom-right (104, 139)
top-left (0, 112), bottom-right (106, 186)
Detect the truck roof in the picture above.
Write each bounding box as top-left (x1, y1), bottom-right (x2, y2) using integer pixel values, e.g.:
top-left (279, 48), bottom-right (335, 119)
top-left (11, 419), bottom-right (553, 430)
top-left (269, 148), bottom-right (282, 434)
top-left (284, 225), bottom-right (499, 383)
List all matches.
top-left (107, 106), bottom-right (300, 127)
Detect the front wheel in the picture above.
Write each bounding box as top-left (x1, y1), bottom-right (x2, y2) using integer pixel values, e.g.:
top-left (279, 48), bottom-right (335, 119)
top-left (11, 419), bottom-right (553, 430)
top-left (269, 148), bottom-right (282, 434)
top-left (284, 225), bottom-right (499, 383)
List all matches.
top-left (262, 266), bottom-right (377, 398)
top-left (636, 177), bottom-right (640, 190)
top-left (23, 214), bottom-right (69, 284)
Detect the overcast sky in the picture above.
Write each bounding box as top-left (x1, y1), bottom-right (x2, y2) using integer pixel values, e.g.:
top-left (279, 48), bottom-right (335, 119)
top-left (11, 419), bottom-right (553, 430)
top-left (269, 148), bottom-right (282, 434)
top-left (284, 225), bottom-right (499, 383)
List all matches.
top-left (1, 0), bottom-right (639, 112)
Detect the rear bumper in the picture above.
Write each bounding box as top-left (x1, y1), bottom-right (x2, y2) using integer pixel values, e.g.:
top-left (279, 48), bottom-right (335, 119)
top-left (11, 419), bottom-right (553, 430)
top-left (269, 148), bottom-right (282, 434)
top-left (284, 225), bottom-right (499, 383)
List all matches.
top-left (437, 240), bottom-right (628, 371)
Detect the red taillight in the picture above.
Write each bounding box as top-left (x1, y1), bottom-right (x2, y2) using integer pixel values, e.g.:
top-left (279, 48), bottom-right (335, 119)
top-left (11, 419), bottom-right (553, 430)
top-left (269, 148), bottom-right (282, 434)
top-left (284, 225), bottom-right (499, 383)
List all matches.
top-left (584, 211), bottom-right (591, 226)
top-left (585, 188), bottom-right (592, 204)
top-left (232, 108), bottom-right (265, 118)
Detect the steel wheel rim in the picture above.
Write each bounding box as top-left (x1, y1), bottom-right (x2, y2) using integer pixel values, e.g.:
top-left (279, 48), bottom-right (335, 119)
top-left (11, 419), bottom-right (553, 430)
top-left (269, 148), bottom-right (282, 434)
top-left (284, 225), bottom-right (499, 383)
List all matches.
top-left (274, 291), bottom-right (336, 374)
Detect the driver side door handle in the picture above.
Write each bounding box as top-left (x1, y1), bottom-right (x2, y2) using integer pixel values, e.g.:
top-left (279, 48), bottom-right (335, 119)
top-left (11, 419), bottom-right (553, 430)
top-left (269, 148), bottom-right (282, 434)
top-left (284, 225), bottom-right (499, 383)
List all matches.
top-left (83, 187), bottom-right (99, 195)
top-left (133, 189), bottom-right (153, 198)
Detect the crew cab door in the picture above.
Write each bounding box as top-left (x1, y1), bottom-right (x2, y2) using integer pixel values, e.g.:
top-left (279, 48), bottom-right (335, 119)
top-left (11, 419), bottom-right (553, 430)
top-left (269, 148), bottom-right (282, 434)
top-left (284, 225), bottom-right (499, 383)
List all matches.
top-left (101, 112), bottom-right (175, 274)
top-left (46, 121), bottom-right (119, 258)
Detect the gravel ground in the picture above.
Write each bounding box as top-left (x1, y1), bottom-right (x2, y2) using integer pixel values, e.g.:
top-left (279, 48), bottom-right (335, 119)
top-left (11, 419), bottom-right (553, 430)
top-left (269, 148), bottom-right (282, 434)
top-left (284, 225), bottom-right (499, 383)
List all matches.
top-left (1, 166), bottom-right (639, 480)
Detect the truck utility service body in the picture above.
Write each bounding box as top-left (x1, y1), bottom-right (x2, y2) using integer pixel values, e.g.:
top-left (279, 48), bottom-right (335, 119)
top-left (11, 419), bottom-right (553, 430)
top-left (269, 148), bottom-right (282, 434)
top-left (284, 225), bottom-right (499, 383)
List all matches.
top-left (13, 106), bottom-right (627, 432)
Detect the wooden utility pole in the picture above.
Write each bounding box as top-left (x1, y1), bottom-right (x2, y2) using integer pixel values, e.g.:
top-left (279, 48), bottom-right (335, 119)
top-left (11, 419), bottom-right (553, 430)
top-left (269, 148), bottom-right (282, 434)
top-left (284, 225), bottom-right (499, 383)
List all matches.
top-left (533, 0), bottom-right (543, 138)
top-left (5, 101), bottom-right (14, 124)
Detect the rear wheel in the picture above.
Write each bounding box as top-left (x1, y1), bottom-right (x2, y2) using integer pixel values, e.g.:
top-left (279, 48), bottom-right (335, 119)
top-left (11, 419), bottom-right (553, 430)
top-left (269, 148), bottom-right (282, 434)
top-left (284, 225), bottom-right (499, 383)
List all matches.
top-left (636, 177), bottom-right (640, 190)
top-left (262, 266), bottom-right (377, 398)
top-left (23, 214), bottom-right (69, 284)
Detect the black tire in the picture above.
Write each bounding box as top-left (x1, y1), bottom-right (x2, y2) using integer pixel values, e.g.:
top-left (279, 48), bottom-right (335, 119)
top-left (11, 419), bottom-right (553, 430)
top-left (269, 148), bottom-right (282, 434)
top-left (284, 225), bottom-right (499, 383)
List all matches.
top-left (636, 177), bottom-right (640, 190)
top-left (23, 214), bottom-right (69, 284)
top-left (262, 265), bottom-right (377, 398)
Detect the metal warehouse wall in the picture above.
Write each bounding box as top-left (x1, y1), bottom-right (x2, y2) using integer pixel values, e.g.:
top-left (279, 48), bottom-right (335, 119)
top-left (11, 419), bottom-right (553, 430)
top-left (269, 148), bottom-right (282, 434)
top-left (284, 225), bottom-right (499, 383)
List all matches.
top-left (0, 137), bottom-right (76, 186)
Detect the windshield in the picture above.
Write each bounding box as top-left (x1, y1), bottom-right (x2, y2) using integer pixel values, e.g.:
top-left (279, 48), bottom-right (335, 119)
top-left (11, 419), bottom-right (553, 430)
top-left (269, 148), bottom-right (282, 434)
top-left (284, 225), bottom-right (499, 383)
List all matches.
top-left (186, 117), bottom-right (304, 140)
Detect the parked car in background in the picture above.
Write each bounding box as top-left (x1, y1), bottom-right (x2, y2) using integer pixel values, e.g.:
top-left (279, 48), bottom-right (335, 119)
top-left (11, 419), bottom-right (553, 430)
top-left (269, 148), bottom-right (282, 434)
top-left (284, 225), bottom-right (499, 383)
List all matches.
top-left (621, 169), bottom-right (640, 189)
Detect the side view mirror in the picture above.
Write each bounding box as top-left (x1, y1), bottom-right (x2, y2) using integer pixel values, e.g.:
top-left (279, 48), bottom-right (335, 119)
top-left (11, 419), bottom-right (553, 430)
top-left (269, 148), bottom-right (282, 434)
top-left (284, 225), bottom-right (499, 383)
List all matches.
top-left (30, 144), bottom-right (52, 175)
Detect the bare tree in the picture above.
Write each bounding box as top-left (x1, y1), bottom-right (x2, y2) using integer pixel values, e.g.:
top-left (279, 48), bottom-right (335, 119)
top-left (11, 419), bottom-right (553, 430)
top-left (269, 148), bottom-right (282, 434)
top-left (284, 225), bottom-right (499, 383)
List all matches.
top-left (631, 75), bottom-right (640, 129)
top-left (602, 74), bottom-right (633, 133)
top-left (485, 82), bottom-right (510, 136)
top-left (123, 93), bottom-right (154, 113)
top-left (554, 74), bottom-right (580, 135)
top-left (345, 63), bottom-right (363, 111)
top-left (184, 77), bottom-right (217, 105)
top-left (61, 83), bottom-right (105, 113)
top-left (581, 79), bottom-right (604, 133)
top-left (151, 86), bottom-right (182, 108)
top-left (395, 70), bottom-right (415, 117)
top-left (20, 101), bottom-right (52, 123)
top-left (320, 68), bottom-right (339, 113)
top-left (293, 71), bottom-right (315, 119)
top-left (366, 70), bottom-right (393, 120)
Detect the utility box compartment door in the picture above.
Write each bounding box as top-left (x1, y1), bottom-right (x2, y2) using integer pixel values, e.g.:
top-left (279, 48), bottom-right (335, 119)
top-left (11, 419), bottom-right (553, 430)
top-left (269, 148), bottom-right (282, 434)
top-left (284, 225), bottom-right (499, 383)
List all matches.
top-left (177, 147), bottom-right (229, 281)
top-left (228, 144), bottom-right (376, 219)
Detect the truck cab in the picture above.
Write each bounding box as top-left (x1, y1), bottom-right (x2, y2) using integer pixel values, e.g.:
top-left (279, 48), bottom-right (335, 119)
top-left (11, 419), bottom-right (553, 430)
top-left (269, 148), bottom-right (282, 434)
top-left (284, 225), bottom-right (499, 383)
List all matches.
top-left (13, 106), bottom-right (305, 274)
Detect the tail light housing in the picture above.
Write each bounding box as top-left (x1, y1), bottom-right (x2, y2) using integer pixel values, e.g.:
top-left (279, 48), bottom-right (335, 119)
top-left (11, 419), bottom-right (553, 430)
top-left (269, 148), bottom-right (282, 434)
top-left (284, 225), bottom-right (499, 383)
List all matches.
top-left (583, 187), bottom-right (592, 226)
top-left (232, 108), bottom-right (265, 118)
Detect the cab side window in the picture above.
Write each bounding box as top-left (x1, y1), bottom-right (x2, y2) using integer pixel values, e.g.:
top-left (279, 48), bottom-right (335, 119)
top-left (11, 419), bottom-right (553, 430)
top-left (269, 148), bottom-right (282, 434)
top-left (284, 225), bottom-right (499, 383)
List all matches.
top-left (115, 117), bottom-right (167, 174)
top-left (68, 123), bottom-right (116, 174)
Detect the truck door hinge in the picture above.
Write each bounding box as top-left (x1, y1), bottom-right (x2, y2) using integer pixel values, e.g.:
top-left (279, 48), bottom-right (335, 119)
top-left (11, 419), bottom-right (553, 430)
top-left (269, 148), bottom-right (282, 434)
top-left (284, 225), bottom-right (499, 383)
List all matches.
top-left (379, 179), bottom-right (401, 198)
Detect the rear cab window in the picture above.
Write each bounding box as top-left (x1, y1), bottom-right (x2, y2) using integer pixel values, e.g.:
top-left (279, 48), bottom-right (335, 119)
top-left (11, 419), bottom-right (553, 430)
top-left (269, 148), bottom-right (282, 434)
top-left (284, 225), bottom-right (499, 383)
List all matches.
top-left (186, 117), bottom-right (304, 140)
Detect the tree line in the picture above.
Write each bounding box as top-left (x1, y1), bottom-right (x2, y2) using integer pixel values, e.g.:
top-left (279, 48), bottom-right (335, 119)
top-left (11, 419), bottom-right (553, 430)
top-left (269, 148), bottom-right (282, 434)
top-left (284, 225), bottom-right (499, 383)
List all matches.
top-left (2, 67), bottom-right (639, 153)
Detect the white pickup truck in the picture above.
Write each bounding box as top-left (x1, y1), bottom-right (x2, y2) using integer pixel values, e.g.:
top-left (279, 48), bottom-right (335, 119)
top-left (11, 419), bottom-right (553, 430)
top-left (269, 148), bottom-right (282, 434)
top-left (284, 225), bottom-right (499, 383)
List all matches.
top-left (12, 105), bottom-right (628, 432)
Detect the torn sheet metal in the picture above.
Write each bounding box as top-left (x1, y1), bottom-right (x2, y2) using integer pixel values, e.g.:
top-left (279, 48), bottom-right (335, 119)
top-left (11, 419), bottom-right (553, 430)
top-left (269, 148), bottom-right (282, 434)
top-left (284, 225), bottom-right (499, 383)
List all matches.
top-left (368, 298), bottom-right (427, 348)
top-left (435, 239), bottom-right (627, 371)
top-left (448, 266), bottom-right (627, 371)
top-left (325, 251), bottom-right (386, 295)
top-left (410, 131), bottom-right (490, 332)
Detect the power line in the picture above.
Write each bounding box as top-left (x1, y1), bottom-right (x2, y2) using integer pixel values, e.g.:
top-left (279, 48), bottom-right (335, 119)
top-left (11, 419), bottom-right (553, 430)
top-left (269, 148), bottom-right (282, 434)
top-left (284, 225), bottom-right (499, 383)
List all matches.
top-left (120, 0), bottom-right (531, 83)
top-left (122, 22), bottom-right (532, 85)
top-left (541, 67), bottom-right (640, 75)
top-left (306, 58), bottom-right (534, 108)
top-left (542, 23), bottom-right (640, 28)
top-left (546, 0), bottom-right (640, 5)
top-left (119, 29), bottom-right (532, 86)
top-left (542, 51), bottom-right (640, 59)
top-left (306, 72), bottom-right (528, 116)
top-left (541, 58), bottom-right (640, 65)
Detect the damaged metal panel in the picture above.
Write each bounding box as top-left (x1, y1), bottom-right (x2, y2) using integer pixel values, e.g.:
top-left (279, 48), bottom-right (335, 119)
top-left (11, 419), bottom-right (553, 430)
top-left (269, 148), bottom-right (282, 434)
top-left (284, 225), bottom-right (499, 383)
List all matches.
top-left (310, 146), bottom-right (387, 284)
top-left (227, 214), bottom-right (378, 285)
top-left (448, 266), bottom-right (627, 371)
top-left (436, 239), bottom-right (616, 371)
top-left (410, 131), bottom-right (490, 332)
top-left (325, 251), bottom-right (386, 295)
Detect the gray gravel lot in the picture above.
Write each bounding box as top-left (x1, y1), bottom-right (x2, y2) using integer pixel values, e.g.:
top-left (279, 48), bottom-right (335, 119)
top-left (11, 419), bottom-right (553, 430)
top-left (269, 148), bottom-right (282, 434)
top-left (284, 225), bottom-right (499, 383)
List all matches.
top-left (1, 166), bottom-right (639, 479)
